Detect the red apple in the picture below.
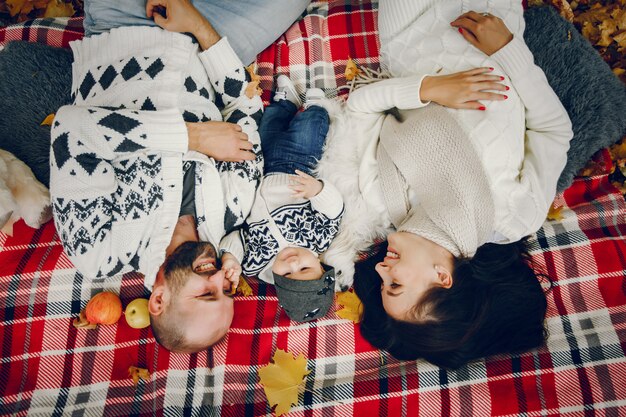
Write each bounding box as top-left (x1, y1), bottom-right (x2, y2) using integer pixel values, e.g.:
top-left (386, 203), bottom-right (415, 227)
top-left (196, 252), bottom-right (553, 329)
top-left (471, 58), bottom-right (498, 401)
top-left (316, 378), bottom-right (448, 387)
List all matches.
top-left (125, 298), bottom-right (150, 329)
top-left (85, 291), bottom-right (122, 325)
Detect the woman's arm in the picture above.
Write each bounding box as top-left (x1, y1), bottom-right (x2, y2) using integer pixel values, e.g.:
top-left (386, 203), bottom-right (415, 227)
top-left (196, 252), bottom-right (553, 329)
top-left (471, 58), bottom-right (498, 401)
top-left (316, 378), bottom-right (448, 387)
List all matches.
top-left (347, 69), bottom-right (506, 114)
top-left (453, 11), bottom-right (573, 238)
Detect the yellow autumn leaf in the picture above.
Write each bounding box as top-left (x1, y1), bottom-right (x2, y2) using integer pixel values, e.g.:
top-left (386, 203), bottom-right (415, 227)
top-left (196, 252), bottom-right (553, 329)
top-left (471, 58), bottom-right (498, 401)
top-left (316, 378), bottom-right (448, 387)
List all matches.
top-left (258, 349), bottom-right (310, 416)
top-left (41, 113), bottom-right (55, 126)
top-left (244, 64), bottom-right (263, 98)
top-left (44, 0), bottom-right (75, 18)
top-left (609, 137), bottom-right (626, 160)
top-left (246, 64), bottom-right (261, 84)
top-left (547, 203), bottom-right (564, 221)
top-left (128, 366), bottom-right (151, 386)
top-left (613, 31), bottom-right (626, 51)
top-left (612, 8), bottom-right (626, 31)
top-left (236, 276), bottom-right (253, 297)
top-left (5, 0), bottom-right (27, 17)
top-left (336, 290), bottom-right (363, 323)
top-left (344, 58), bottom-right (362, 81)
top-left (549, 0), bottom-right (574, 22)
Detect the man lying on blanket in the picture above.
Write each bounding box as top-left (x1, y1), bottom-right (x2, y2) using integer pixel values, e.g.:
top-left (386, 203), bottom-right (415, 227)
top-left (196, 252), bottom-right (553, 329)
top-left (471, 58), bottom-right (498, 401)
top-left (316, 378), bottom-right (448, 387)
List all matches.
top-left (49, 0), bottom-right (306, 353)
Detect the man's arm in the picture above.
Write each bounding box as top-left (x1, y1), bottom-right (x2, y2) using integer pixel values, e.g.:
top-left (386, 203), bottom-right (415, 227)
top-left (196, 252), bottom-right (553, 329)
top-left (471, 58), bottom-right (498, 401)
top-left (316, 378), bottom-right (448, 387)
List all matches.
top-left (147, 0), bottom-right (264, 231)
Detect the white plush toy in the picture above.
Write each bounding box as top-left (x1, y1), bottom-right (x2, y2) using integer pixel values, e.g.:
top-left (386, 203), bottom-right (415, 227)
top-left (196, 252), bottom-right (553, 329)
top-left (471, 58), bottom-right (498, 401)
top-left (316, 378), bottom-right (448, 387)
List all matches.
top-left (0, 149), bottom-right (52, 236)
top-left (316, 99), bottom-right (391, 291)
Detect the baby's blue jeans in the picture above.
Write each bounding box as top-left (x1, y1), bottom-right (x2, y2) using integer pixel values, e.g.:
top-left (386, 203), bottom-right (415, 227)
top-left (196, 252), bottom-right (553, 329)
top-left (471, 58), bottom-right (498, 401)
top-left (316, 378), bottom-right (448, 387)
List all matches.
top-left (260, 100), bottom-right (329, 176)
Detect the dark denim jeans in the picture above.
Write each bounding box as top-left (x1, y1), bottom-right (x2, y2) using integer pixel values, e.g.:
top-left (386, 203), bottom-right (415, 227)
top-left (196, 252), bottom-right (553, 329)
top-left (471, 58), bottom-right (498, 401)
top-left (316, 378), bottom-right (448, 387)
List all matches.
top-left (259, 100), bottom-right (329, 176)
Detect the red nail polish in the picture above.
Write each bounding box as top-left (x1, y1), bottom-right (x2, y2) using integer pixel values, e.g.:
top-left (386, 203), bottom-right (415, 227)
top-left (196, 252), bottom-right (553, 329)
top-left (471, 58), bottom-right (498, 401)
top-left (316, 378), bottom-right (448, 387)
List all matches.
top-left (500, 76), bottom-right (505, 80)
top-left (479, 106), bottom-right (486, 111)
top-left (505, 86), bottom-right (509, 91)
top-left (504, 95), bottom-right (508, 100)
top-left (489, 67), bottom-right (494, 71)
top-left (458, 28), bottom-right (463, 33)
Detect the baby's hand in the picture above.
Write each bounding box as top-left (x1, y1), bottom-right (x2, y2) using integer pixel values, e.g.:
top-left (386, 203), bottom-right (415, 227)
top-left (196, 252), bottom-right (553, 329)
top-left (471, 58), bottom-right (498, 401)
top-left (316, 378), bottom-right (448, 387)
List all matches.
top-left (289, 170), bottom-right (323, 199)
top-left (221, 252), bottom-right (241, 296)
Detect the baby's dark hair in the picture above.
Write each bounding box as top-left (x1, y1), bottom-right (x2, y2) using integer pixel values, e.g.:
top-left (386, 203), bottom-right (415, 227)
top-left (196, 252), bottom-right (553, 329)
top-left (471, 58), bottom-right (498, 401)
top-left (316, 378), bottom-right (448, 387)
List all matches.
top-left (354, 239), bottom-right (550, 369)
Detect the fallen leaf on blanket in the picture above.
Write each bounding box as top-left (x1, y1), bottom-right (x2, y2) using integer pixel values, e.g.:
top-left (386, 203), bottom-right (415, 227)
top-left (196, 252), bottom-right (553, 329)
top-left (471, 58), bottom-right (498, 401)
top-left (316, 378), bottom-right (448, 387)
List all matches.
top-left (614, 31), bottom-right (626, 52)
top-left (244, 80), bottom-right (262, 99)
top-left (345, 58), bottom-right (362, 81)
top-left (43, 0), bottom-right (74, 18)
top-left (613, 8), bottom-right (626, 30)
top-left (581, 21), bottom-right (600, 43)
top-left (5, 0), bottom-right (27, 16)
top-left (246, 64), bottom-right (261, 84)
top-left (258, 349), bottom-right (310, 416)
top-left (549, 0), bottom-right (574, 22)
top-left (611, 179), bottom-right (626, 194)
top-left (547, 202), bottom-right (564, 221)
top-left (244, 64), bottom-right (263, 98)
top-left (236, 276), bottom-right (253, 297)
top-left (40, 113), bottom-right (55, 126)
top-left (578, 159), bottom-right (607, 177)
top-left (128, 366), bottom-right (151, 386)
top-left (609, 137), bottom-right (626, 160)
top-left (336, 290), bottom-right (363, 324)
top-left (72, 309), bottom-right (97, 330)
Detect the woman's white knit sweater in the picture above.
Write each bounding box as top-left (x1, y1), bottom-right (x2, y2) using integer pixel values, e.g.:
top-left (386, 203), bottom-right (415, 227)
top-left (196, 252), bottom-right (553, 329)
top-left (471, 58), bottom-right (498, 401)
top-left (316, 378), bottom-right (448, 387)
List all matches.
top-left (345, 0), bottom-right (573, 255)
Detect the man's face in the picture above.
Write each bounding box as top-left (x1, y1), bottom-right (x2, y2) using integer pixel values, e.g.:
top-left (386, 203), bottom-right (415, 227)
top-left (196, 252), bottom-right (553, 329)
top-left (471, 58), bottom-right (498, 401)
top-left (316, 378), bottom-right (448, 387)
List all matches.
top-left (161, 242), bottom-right (235, 350)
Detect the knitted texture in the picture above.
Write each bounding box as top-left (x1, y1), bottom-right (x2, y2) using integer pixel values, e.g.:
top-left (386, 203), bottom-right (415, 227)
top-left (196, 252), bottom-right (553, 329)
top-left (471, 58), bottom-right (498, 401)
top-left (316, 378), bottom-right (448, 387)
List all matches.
top-left (349, 0), bottom-right (572, 245)
top-left (377, 105), bottom-right (495, 258)
top-left (241, 173), bottom-right (344, 283)
top-left (50, 27), bottom-right (264, 289)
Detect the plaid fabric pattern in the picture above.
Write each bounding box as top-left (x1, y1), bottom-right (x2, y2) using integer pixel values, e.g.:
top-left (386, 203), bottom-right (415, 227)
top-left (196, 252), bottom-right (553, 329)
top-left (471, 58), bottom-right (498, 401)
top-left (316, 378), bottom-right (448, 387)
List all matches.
top-left (1, 2), bottom-right (626, 416)
top-left (257, 0), bottom-right (380, 103)
top-left (0, 17), bottom-right (83, 48)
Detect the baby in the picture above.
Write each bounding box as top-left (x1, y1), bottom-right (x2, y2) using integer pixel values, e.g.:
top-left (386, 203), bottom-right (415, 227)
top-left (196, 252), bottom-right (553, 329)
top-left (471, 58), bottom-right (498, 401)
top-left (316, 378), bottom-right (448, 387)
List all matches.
top-left (240, 75), bottom-right (344, 322)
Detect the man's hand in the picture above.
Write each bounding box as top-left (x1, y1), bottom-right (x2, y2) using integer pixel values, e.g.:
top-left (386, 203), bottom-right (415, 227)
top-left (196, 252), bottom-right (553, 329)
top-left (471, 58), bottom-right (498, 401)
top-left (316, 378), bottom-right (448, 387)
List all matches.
top-left (221, 252), bottom-right (241, 295)
top-left (420, 67), bottom-right (507, 111)
top-left (146, 0), bottom-right (220, 50)
top-left (186, 121), bottom-right (255, 162)
top-left (289, 170), bottom-right (323, 199)
top-left (450, 11), bottom-right (514, 56)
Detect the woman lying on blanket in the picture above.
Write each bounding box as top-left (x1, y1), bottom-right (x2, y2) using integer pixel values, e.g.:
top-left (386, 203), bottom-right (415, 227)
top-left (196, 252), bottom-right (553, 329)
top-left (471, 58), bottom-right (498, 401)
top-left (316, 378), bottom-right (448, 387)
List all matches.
top-left (346, 1), bottom-right (573, 368)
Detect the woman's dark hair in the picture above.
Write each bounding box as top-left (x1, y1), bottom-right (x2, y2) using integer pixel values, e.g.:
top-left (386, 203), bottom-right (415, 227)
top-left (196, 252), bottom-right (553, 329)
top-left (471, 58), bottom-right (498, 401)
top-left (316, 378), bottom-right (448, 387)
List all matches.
top-left (354, 239), bottom-right (551, 369)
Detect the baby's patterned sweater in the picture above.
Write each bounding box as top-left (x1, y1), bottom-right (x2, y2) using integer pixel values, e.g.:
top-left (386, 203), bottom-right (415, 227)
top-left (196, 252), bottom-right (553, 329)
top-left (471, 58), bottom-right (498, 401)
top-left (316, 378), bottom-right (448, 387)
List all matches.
top-left (241, 174), bottom-right (344, 283)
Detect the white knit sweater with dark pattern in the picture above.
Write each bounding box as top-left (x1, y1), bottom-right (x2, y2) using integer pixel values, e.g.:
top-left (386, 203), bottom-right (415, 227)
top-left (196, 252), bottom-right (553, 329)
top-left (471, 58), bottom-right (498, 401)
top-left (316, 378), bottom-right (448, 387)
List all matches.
top-left (50, 26), bottom-right (263, 289)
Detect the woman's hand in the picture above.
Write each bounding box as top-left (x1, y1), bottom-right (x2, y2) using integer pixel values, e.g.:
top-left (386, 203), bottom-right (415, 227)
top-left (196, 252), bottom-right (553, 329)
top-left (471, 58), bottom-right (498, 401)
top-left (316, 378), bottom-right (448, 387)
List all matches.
top-left (289, 170), bottom-right (323, 199)
top-left (420, 68), bottom-right (508, 110)
top-left (186, 121), bottom-right (255, 162)
top-left (146, 0), bottom-right (220, 50)
top-left (450, 11), bottom-right (513, 56)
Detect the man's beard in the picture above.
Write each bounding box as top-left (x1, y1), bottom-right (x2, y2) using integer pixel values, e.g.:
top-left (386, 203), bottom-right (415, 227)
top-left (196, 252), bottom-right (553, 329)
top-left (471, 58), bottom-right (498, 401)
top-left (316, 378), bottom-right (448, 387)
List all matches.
top-left (163, 241), bottom-right (218, 291)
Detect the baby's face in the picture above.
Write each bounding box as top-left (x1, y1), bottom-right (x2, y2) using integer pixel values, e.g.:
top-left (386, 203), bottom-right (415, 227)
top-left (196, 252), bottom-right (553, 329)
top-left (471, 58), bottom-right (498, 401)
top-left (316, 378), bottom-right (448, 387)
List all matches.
top-left (272, 247), bottom-right (324, 281)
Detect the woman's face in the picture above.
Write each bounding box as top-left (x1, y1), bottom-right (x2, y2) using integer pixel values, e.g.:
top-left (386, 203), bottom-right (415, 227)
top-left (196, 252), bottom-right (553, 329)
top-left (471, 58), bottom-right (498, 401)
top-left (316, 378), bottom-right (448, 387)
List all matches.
top-left (375, 232), bottom-right (454, 322)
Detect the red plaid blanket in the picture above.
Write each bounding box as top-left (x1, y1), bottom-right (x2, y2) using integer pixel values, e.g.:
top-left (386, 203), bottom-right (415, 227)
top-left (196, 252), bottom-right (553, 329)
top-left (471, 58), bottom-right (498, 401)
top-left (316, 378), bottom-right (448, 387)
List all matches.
top-left (1, 2), bottom-right (625, 416)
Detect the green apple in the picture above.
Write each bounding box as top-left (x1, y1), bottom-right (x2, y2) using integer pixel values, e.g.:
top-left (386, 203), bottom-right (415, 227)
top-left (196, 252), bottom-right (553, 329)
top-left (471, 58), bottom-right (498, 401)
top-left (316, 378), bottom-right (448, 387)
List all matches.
top-left (125, 298), bottom-right (150, 329)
